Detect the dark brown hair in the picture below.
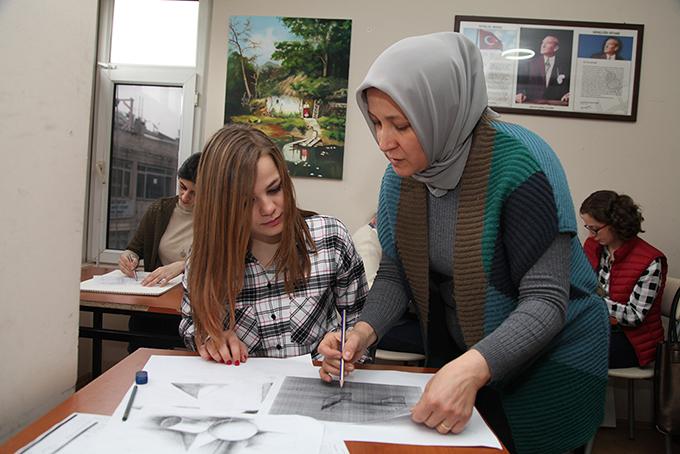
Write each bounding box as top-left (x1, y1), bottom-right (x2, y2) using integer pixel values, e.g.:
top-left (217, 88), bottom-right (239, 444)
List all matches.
top-left (189, 124), bottom-right (315, 343)
top-left (580, 190), bottom-right (644, 241)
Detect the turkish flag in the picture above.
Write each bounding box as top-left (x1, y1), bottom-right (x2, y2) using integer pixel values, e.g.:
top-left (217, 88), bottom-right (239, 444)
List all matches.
top-left (479, 29), bottom-right (503, 50)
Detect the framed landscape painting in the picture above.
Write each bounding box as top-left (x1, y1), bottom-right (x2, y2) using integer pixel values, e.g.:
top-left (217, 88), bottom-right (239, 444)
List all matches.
top-left (225, 16), bottom-right (352, 179)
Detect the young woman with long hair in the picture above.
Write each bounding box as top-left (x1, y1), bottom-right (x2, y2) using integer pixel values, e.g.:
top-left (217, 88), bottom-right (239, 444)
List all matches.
top-left (179, 124), bottom-right (367, 365)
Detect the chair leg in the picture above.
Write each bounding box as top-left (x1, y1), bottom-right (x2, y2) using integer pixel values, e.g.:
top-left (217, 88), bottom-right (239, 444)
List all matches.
top-left (583, 435), bottom-right (595, 454)
top-left (665, 434), bottom-right (672, 454)
top-left (627, 378), bottom-right (635, 440)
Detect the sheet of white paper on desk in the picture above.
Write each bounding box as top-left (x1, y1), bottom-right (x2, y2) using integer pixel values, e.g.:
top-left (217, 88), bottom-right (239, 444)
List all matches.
top-left (110, 355), bottom-right (313, 416)
top-left (97, 407), bottom-right (324, 454)
top-left (80, 269), bottom-right (182, 295)
top-left (112, 379), bottom-right (281, 421)
top-left (144, 354), bottom-right (314, 382)
top-left (17, 413), bottom-right (109, 454)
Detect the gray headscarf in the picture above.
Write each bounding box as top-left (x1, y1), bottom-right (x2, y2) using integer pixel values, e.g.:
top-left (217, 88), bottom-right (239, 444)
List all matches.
top-left (356, 32), bottom-right (489, 197)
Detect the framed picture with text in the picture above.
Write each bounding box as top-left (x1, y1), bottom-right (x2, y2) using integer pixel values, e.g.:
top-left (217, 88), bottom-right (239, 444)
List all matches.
top-left (454, 16), bottom-right (644, 121)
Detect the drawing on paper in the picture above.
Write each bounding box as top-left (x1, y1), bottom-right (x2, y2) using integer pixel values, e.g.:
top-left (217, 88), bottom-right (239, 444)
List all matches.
top-left (268, 376), bottom-right (421, 423)
top-left (130, 413), bottom-right (302, 453)
top-left (171, 381), bottom-right (273, 413)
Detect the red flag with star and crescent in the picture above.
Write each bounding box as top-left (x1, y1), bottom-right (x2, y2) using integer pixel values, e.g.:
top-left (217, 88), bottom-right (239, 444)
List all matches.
top-left (479, 29), bottom-right (503, 50)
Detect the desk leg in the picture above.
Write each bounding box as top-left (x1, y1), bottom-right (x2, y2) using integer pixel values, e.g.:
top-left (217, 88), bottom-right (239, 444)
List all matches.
top-left (92, 310), bottom-right (103, 378)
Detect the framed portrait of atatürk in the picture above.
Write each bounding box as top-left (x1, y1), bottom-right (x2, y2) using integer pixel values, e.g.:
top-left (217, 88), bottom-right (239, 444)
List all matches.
top-left (454, 16), bottom-right (644, 121)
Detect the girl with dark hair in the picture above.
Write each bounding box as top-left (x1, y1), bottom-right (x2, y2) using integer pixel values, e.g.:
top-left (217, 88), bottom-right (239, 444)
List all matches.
top-left (119, 152), bottom-right (202, 286)
top-left (580, 190), bottom-right (667, 368)
top-left (119, 152), bottom-right (201, 351)
top-left (179, 124), bottom-right (366, 364)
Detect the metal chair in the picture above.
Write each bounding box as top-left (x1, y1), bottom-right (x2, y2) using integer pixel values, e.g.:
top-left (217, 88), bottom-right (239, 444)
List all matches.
top-left (656, 277), bottom-right (680, 454)
top-left (607, 276), bottom-right (680, 440)
top-left (374, 349), bottom-right (426, 366)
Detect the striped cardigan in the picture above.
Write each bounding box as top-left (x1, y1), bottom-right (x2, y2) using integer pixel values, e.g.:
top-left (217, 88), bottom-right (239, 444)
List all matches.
top-left (376, 117), bottom-right (609, 454)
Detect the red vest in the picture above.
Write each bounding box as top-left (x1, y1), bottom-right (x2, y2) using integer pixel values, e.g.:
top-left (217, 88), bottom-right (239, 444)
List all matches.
top-left (584, 236), bottom-right (666, 366)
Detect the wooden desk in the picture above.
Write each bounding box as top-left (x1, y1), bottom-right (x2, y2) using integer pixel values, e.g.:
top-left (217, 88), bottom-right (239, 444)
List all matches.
top-left (1, 349), bottom-right (507, 454)
top-left (79, 265), bottom-right (184, 378)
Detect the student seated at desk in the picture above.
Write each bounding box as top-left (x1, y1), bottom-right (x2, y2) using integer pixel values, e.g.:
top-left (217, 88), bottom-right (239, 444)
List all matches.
top-left (179, 124), bottom-right (367, 364)
top-left (118, 152), bottom-right (202, 351)
top-left (580, 190), bottom-right (667, 368)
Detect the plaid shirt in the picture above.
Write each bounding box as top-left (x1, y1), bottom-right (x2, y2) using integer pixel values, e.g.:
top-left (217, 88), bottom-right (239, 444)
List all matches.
top-left (180, 215), bottom-right (367, 358)
top-left (598, 250), bottom-right (662, 327)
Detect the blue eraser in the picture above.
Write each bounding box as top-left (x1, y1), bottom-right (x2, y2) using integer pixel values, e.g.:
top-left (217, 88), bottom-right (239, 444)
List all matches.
top-left (135, 370), bottom-right (148, 385)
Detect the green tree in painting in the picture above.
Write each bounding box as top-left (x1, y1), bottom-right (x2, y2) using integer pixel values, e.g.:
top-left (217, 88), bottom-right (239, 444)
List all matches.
top-left (229, 18), bottom-right (259, 101)
top-left (272, 18), bottom-right (351, 79)
top-left (225, 51), bottom-right (255, 118)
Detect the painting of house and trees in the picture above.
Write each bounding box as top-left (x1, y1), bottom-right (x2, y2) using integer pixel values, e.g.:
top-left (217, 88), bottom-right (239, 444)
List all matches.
top-left (225, 16), bottom-right (352, 180)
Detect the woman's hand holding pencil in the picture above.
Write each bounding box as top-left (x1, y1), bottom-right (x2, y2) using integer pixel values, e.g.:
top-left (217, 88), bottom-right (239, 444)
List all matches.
top-left (118, 251), bottom-right (139, 279)
top-left (317, 321), bottom-right (377, 385)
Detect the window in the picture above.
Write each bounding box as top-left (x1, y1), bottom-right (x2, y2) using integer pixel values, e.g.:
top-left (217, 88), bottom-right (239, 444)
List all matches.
top-left (87, 0), bottom-right (207, 263)
top-left (111, 0), bottom-right (199, 67)
top-left (107, 84), bottom-right (182, 250)
top-left (110, 158), bottom-right (132, 198)
top-left (136, 165), bottom-right (176, 199)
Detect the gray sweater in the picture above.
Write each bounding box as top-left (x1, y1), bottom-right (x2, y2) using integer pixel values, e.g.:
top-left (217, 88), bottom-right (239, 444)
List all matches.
top-left (360, 188), bottom-right (570, 381)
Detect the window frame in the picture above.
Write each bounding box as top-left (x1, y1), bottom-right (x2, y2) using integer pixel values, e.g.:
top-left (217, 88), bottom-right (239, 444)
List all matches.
top-left (86, 0), bottom-right (209, 265)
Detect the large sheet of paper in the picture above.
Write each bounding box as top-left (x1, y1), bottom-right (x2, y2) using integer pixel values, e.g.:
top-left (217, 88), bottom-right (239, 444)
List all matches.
top-left (127, 355), bottom-right (501, 449)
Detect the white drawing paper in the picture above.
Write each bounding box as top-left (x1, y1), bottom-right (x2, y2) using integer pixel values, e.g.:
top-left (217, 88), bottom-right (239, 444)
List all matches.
top-left (80, 269), bottom-right (182, 295)
top-left (94, 408), bottom-right (323, 454)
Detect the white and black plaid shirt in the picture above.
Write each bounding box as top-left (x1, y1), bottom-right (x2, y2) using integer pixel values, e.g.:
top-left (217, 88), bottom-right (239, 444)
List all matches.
top-left (598, 250), bottom-right (662, 327)
top-left (180, 215), bottom-right (367, 358)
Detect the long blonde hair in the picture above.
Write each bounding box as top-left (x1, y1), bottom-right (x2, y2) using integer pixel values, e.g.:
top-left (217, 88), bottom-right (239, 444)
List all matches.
top-left (189, 124), bottom-right (314, 343)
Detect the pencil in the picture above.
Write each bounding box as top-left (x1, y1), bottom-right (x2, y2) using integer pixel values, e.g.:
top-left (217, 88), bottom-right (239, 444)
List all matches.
top-left (132, 259), bottom-right (137, 281)
top-left (128, 255), bottom-right (138, 281)
top-left (339, 309), bottom-right (346, 388)
top-left (122, 385), bottom-right (138, 421)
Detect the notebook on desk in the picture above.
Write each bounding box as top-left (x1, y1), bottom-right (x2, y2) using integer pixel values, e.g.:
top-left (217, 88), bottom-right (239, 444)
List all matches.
top-left (80, 270), bottom-right (183, 296)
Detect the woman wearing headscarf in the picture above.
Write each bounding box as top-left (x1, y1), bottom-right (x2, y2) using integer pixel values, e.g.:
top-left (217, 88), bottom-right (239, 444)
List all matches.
top-left (318, 32), bottom-right (608, 454)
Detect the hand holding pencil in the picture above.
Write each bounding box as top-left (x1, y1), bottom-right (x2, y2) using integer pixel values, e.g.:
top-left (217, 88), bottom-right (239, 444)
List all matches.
top-left (317, 320), bottom-right (377, 385)
top-left (118, 251), bottom-right (139, 280)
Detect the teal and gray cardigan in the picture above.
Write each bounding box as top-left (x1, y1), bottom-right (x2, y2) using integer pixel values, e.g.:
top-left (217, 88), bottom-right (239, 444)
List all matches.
top-left (375, 118), bottom-right (609, 454)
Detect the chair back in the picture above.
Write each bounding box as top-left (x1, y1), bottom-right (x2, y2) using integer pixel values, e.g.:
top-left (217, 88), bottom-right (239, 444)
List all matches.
top-left (661, 276), bottom-right (680, 341)
top-left (662, 277), bottom-right (680, 319)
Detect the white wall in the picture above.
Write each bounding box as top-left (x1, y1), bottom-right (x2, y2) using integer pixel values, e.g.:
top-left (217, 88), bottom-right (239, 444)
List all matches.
top-left (204, 0), bottom-right (680, 277)
top-left (0, 0), bottom-right (97, 442)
